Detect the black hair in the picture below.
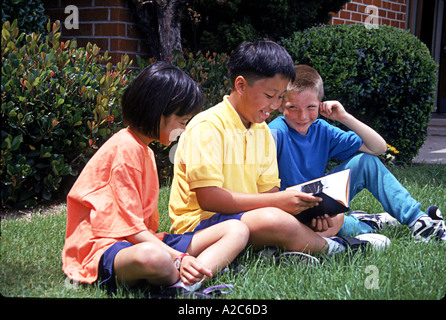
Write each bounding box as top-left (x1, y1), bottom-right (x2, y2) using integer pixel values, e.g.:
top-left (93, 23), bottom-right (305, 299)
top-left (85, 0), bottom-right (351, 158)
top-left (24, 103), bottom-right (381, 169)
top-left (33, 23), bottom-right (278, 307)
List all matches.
top-left (121, 61), bottom-right (204, 139)
top-left (227, 40), bottom-right (296, 87)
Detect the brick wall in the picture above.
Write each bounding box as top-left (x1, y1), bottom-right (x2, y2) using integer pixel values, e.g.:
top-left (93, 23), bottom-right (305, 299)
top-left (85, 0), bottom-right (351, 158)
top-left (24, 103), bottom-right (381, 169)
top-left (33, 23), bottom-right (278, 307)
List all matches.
top-left (330, 0), bottom-right (408, 30)
top-left (43, 0), bottom-right (150, 65)
top-left (42, 0), bottom-right (409, 66)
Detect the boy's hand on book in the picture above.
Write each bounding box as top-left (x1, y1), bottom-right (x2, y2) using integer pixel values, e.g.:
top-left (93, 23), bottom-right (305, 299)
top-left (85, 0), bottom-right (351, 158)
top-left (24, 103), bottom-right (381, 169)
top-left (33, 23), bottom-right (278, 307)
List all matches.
top-left (310, 214), bottom-right (334, 233)
top-left (180, 255), bottom-right (213, 285)
top-left (278, 190), bottom-right (322, 215)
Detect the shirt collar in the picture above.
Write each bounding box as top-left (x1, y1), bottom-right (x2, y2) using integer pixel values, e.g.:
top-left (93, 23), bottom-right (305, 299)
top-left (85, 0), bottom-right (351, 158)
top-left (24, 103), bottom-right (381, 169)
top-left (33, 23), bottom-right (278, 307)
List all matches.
top-left (222, 95), bottom-right (255, 135)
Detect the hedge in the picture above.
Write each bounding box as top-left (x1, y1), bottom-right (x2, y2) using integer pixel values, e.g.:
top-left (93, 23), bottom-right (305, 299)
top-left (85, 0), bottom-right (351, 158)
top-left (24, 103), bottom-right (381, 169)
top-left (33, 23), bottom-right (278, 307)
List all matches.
top-left (1, 20), bottom-right (131, 209)
top-left (1, 0), bottom-right (48, 35)
top-left (281, 24), bottom-right (438, 164)
top-left (1, 19), bottom-right (230, 209)
top-left (2, 22), bottom-right (438, 209)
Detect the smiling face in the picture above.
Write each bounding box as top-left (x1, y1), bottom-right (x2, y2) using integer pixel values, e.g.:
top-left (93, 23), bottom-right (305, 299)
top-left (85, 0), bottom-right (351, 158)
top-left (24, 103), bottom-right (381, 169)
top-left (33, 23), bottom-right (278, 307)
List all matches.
top-left (230, 74), bottom-right (290, 128)
top-left (283, 89), bottom-right (320, 135)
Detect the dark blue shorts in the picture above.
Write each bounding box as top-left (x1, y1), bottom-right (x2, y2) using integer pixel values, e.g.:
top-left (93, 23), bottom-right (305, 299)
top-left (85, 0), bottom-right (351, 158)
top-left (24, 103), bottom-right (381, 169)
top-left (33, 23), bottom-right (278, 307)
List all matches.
top-left (97, 212), bottom-right (245, 293)
top-left (97, 241), bottom-right (133, 293)
top-left (194, 212), bottom-right (245, 232)
top-left (97, 233), bottom-right (194, 293)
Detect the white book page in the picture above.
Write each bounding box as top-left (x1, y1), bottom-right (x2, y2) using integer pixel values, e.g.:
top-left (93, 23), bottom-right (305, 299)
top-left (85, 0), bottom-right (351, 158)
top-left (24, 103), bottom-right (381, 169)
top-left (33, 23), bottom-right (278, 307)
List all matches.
top-left (320, 169), bottom-right (350, 206)
top-left (288, 169), bottom-right (350, 206)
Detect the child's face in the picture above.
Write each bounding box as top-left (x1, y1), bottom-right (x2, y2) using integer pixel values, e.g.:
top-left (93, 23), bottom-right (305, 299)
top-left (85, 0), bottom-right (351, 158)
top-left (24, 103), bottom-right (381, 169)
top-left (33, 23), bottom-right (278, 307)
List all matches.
top-left (283, 89), bottom-right (319, 135)
top-left (236, 74), bottom-right (289, 128)
top-left (159, 114), bottom-right (192, 146)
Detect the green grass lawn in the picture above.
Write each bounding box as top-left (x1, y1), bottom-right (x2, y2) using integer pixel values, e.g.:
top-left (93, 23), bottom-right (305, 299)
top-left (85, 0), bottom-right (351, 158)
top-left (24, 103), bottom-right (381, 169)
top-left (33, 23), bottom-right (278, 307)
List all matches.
top-left (1, 164), bottom-right (445, 301)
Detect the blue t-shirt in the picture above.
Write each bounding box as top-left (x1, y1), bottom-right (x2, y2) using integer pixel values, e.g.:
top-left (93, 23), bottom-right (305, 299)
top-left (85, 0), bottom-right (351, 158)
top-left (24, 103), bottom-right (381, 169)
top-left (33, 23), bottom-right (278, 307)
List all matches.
top-left (268, 117), bottom-right (363, 190)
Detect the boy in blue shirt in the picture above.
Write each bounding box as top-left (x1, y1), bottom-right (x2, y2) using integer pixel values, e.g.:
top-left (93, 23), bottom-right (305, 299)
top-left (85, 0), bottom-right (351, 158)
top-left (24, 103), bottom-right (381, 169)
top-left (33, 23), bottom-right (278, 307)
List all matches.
top-left (268, 65), bottom-right (445, 242)
top-left (170, 41), bottom-right (393, 260)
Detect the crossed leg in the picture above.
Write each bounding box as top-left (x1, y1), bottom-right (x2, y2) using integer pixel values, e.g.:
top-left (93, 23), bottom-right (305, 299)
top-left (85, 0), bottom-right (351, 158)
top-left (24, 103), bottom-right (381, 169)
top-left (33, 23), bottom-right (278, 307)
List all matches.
top-left (241, 207), bottom-right (331, 254)
top-left (113, 219), bottom-right (249, 287)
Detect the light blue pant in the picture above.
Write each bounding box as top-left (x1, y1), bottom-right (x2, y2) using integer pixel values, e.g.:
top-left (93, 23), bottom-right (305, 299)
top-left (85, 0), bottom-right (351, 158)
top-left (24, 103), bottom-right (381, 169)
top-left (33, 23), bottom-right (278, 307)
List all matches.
top-left (333, 153), bottom-right (424, 236)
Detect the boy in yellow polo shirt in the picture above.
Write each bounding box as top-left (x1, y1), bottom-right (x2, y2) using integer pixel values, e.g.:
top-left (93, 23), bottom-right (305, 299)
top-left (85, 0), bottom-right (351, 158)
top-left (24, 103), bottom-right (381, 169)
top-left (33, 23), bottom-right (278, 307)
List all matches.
top-left (169, 40), bottom-right (390, 257)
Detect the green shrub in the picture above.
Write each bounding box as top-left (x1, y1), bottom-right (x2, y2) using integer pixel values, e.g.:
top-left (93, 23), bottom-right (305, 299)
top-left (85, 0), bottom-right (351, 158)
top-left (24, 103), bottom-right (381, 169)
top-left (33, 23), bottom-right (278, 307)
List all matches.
top-left (181, 0), bottom-right (348, 53)
top-left (1, 20), bottom-right (132, 209)
top-left (136, 50), bottom-right (230, 185)
top-left (1, 0), bottom-right (48, 35)
top-left (281, 24), bottom-right (438, 164)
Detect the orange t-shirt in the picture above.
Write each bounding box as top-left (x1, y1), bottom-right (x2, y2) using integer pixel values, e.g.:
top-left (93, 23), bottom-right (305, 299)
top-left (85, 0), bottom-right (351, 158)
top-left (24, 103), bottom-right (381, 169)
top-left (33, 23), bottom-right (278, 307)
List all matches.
top-left (62, 128), bottom-right (164, 284)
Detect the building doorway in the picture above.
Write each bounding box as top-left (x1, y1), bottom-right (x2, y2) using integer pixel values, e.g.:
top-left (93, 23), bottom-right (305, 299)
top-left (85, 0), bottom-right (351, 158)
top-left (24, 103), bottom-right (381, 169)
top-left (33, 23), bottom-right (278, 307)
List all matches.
top-left (437, 4), bottom-right (446, 113)
top-left (409, 0), bottom-right (446, 114)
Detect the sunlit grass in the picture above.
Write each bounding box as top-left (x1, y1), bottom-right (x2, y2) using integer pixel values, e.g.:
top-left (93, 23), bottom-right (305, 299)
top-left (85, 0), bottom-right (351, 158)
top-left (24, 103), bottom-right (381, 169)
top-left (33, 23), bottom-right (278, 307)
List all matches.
top-left (1, 164), bottom-right (445, 301)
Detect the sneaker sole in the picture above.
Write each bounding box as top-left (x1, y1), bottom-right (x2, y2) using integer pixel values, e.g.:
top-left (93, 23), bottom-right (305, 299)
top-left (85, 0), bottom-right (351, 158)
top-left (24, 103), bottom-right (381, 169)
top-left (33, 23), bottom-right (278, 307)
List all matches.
top-left (355, 233), bottom-right (391, 250)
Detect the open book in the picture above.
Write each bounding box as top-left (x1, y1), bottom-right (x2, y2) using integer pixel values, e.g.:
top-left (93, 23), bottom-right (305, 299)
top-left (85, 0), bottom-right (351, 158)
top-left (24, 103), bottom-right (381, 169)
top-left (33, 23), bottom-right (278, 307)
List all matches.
top-left (286, 169), bottom-right (351, 225)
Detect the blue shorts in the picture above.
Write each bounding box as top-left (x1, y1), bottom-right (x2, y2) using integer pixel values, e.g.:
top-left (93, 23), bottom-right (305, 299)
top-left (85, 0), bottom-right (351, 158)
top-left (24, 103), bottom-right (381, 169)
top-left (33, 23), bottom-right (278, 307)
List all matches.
top-left (97, 233), bottom-right (194, 293)
top-left (194, 212), bottom-right (245, 232)
top-left (97, 212), bottom-right (245, 293)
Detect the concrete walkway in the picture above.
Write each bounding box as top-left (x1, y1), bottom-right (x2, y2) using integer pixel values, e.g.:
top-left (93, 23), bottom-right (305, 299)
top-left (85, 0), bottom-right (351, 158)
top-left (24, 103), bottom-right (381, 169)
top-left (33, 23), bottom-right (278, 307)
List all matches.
top-left (412, 116), bottom-right (446, 165)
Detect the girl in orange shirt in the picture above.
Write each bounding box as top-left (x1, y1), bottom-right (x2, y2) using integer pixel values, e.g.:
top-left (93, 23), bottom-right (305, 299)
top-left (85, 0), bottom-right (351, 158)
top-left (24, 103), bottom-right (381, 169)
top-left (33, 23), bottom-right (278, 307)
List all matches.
top-left (62, 62), bottom-right (249, 297)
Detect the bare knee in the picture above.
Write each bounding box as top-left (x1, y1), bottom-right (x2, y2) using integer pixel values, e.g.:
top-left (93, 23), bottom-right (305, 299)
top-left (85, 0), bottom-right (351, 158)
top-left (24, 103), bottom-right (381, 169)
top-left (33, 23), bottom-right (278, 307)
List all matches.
top-left (133, 242), bottom-right (173, 278)
top-left (114, 242), bottom-right (178, 286)
top-left (242, 207), bottom-right (302, 248)
top-left (243, 207), bottom-right (298, 235)
top-left (220, 219), bottom-right (250, 249)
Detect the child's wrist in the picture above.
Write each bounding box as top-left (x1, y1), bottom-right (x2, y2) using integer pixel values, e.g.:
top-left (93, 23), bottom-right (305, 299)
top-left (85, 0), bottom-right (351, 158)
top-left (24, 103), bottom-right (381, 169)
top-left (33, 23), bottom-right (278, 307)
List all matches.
top-left (174, 253), bottom-right (190, 270)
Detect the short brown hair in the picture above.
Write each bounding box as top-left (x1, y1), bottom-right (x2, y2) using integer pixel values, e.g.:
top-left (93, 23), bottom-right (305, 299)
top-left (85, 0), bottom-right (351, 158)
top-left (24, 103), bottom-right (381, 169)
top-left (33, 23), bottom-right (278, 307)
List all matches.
top-left (287, 65), bottom-right (324, 101)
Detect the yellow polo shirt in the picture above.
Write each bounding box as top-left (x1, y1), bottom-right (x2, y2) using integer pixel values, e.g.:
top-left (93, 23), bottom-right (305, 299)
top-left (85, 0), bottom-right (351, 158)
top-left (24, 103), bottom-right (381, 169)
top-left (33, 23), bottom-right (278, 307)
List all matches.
top-left (169, 96), bottom-right (280, 234)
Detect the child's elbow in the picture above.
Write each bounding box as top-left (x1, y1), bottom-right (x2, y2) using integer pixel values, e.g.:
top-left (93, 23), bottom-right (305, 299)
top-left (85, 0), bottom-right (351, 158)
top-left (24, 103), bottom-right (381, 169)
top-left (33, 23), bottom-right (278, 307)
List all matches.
top-left (197, 198), bottom-right (212, 212)
top-left (371, 144), bottom-right (387, 156)
top-left (377, 140), bottom-right (387, 155)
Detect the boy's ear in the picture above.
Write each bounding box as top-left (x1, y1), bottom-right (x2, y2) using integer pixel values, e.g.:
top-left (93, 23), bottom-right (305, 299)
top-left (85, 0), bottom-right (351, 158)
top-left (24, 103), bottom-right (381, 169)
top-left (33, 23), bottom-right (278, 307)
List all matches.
top-left (234, 76), bottom-right (248, 95)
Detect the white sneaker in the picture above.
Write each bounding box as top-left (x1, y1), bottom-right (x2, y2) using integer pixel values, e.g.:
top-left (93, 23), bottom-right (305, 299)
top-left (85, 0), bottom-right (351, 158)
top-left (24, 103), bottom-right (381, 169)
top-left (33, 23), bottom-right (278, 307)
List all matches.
top-left (355, 233), bottom-right (391, 250)
top-left (349, 211), bottom-right (400, 231)
top-left (331, 233), bottom-right (391, 252)
top-left (410, 206), bottom-right (446, 242)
